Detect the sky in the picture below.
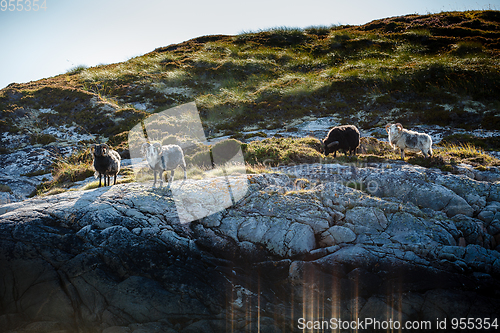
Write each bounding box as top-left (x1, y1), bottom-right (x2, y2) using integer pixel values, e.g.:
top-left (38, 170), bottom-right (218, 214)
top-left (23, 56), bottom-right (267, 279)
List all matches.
top-left (0, 0), bottom-right (499, 89)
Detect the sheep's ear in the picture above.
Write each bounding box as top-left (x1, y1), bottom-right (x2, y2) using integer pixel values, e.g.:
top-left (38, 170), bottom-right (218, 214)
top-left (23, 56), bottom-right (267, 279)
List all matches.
top-left (327, 141), bottom-right (339, 148)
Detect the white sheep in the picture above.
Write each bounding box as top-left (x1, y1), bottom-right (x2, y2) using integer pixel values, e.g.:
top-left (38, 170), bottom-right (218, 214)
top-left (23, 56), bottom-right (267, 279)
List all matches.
top-left (141, 142), bottom-right (187, 187)
top-left (386, 123), bottom-right (433, 160)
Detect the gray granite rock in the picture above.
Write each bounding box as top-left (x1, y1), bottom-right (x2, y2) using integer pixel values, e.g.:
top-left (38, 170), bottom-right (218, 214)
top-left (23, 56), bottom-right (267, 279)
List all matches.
top-left (2, 165), bottom-right (500, 332)
top-left (319, 225), bottom-right (356, 246)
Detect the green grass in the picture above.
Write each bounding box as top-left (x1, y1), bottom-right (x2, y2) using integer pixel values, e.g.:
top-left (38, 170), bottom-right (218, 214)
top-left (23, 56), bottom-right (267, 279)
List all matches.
top-left (34, 160), bottom-right (95, 196)
top-left (71, 12), bottom-right (496, 139)
top-left (440, 133), bottom-right (500, 151)
top-left (33, 146), bottom-right (102, 196)
top-left (242, 137), bottom-right (324, 166)
top-left (407, 142), bottom-right (500, 170)
top-left (1, 10), bottom-right (499, 153)
top-left (4, 10), bottom-right (500, 200)
top-left (28, 134), bottom-right (500, 198)
top-left (357, 136), bottom-right (500, 170)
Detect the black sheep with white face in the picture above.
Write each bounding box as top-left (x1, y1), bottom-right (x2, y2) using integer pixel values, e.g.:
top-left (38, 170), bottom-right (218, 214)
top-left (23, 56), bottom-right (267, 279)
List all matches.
top-left (321, 125), bottom-right (360, 157)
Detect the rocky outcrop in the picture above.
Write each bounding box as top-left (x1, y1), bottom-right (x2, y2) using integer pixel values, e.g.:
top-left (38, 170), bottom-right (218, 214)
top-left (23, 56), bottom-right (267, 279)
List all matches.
top-left (1, 163), bottom-right (500, 332)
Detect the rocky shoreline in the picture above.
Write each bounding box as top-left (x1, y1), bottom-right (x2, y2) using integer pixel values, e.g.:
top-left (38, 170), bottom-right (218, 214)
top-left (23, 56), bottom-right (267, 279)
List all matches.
top-left (1, 162), bottom-right (500, 332)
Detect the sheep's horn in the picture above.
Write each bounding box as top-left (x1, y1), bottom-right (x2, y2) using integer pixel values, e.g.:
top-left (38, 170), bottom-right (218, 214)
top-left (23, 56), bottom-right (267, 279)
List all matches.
top-left (395, 123), bottom-right (403, 131)
top-left (385, 124), bottom-right (391, 133)
top-left (327, 141), bottom-right (339, 148)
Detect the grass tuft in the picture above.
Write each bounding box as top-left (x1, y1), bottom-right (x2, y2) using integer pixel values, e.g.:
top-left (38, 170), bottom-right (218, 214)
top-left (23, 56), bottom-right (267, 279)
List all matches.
top-left (66, 65), bottom-right (88, 75)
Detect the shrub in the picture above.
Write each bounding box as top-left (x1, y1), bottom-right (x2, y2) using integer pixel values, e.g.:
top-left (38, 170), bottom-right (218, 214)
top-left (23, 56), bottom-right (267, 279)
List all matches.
top-left (0, 184), bottom-right (12, 192)
top-left (187, 150), bottom-right (212, 168)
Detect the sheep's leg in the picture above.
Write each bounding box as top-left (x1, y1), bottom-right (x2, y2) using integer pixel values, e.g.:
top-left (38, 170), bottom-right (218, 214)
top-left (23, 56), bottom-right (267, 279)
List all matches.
top-left (333, 151), bottom-right (337, 158)
top-left (183, 165), bottom-right (187, 180)
top-left (153, 171), bottom-right (157, 187)
top-left (158, 170), bottom-right (163, 187)
top-left (400, 149), bottom-right (405, 160)
top-left (113, 174), bottom-right (117, 185)
top-left (171, 170), bottom-right (175, 183)
top-left (98, 173), bottom-right (102, 187)
top-left (421, 149), bottom-right (428, 158)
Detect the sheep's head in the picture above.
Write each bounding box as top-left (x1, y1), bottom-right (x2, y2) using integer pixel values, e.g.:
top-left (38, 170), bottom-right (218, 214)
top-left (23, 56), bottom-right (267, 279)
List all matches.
top-left (321, 139), bottom-right (339, 156)
top-left (140, 142), bottom-right (150, 156)
top-left (386, 123), bottom-right (403, 137)
top-left (141, 142), bottom-right (162, 159)
top-left (93, 144), bottom-right (109, 157)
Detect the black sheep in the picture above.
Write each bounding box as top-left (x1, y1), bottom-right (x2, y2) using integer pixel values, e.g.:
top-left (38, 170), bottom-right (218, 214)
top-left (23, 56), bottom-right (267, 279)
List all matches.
top-left (321, 125), bottom-right (360, 157)
top-left (92, 143), bottom-right (121, 187)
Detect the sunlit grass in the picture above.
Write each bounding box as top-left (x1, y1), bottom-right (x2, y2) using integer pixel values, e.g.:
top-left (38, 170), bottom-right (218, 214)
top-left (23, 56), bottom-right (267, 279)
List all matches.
top-left (80, 54), bottom-right (170, 83)
top-left (80, 176), bottom-right (135, 191)
top-left (439, 142), bottom-right (485, 158)
top-left (243, 136), bottom-right (324, 166)
top-left (57, 10), bottom-right (500, 144)
top-left (406, 142), bottom-right (500, 170)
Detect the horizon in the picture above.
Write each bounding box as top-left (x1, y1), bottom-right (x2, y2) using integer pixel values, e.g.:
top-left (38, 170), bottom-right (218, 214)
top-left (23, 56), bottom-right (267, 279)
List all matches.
top-left (0, 0), bottom-right (498, 90)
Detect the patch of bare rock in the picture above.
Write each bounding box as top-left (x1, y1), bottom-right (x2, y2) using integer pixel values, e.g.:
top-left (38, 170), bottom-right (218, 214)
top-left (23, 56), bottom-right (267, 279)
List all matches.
top-left (1, 163), bottom-right (500, 332)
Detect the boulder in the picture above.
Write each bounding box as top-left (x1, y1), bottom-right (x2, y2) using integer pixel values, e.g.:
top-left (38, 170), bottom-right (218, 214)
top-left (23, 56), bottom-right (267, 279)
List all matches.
top-left (319, 225), bottom-right (356, 246)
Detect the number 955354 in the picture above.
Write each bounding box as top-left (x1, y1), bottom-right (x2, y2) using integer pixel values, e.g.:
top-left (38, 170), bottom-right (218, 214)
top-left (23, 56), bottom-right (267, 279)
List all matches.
top-left (1, 0), bottom-right (47, 11)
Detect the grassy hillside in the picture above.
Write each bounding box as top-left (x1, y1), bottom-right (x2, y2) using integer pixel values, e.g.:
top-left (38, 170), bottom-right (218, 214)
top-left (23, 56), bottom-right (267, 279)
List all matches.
top-left (1, 10), bottom-right (500, 151)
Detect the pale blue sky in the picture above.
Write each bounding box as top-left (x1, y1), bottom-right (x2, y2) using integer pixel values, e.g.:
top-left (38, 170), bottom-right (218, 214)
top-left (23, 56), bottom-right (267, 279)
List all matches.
top-left (0, 0), bottom-right (498, 89)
